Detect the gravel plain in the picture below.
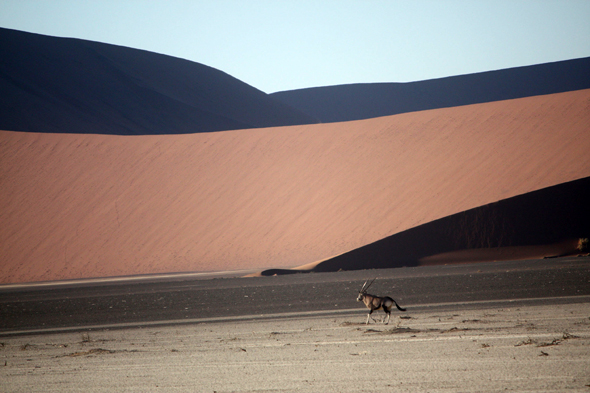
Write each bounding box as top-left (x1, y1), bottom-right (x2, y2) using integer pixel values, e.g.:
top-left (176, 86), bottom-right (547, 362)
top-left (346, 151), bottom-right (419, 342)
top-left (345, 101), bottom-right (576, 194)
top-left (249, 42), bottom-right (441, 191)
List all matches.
top-left (2, 300), bottom-right (589, 392)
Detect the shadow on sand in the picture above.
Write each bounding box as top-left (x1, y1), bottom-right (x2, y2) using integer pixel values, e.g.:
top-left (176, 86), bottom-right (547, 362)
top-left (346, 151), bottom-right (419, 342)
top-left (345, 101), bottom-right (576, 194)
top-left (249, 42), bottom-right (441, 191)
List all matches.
top-left (259, 176), bottom-right (590, 276)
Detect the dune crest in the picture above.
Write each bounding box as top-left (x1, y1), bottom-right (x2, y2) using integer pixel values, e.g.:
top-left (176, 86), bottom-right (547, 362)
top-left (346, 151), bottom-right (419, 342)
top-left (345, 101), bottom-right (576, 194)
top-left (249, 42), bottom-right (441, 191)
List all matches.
top-left (0, 27), bottom-right (316, 135)
top-left (271, 57), bottom-right (590, 122)
top-left (1, 89), bottom-right (590, 283)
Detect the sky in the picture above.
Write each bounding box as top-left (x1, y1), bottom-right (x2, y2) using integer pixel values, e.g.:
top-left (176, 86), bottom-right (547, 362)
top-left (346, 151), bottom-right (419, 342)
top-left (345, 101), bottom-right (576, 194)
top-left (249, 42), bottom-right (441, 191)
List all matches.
top-left (1, 1), bottom-right (589, 93)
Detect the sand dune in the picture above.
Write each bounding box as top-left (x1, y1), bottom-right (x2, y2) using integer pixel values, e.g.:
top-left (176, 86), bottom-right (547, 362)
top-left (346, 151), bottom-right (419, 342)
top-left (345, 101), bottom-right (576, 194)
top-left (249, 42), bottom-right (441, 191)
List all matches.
top-left (0, 28), bottom-right (316, 135)
top-left (271, 56), bottom-right (590, 123)
top-left (1, 89), bottom-right (590, 283)
top-left (271, 177), bottom-right (589, 275)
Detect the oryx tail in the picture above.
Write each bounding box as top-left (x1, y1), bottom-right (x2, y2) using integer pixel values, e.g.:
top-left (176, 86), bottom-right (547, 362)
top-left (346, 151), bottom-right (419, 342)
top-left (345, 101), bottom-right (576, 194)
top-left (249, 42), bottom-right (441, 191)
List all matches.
top-left (392, 299), bottom-right (406, 312)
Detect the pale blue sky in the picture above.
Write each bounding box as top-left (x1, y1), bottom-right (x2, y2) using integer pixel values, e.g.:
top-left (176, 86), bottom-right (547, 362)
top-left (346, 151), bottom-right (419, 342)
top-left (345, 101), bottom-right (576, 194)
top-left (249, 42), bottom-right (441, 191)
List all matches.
top-left (1, 1), bottom-right (589, 93)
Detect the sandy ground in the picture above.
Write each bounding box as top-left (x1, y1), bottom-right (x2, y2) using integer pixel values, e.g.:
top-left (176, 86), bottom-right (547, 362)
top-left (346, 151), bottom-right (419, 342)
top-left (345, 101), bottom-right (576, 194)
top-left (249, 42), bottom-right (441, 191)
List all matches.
top-left (2, 301), bottom-right (588, 392)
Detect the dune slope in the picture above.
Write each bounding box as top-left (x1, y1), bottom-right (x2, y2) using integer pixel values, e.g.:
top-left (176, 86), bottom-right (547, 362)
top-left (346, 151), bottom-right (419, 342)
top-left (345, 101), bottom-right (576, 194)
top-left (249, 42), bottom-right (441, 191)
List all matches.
top-left (0, 28), bottom-right (316, 135)
top-left (271, 57), bottom-right (590, 123)
top-left (1, 89), bottom-right (589, 283)
top-left (272, 177), bottom-right (589, 275)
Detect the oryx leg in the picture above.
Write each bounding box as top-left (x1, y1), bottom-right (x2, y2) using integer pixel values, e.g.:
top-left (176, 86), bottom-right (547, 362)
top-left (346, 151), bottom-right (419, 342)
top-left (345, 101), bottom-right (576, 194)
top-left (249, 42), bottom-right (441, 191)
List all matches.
top-left (366, 310), bottom-right (374, 325)
top-left (371, 311), bottom-right (380, 323)
top-left (384, 311), bottom-right (391, 325)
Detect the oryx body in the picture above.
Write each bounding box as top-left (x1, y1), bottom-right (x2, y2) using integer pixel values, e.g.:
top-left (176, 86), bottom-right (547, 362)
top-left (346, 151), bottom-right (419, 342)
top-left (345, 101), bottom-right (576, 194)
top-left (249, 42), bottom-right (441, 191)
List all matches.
top-left (357, 279), bottom-right (406, 324)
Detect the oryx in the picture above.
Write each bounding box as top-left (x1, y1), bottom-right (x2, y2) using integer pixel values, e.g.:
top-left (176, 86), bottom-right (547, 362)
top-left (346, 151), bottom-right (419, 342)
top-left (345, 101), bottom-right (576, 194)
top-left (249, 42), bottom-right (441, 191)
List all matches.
top-left (357, 278), bottom-right (406, 324)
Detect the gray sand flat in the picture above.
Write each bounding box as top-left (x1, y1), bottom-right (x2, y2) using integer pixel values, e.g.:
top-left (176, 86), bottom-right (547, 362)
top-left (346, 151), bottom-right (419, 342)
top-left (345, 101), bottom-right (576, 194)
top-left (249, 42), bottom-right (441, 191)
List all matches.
top-left (1, 302), bottom-right (589, 392)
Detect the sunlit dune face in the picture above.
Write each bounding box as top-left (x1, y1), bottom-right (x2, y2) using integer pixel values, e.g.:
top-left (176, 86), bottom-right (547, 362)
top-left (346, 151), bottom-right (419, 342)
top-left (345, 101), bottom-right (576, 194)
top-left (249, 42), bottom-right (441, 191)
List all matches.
top-left (1, 89), bottom-right (590, 283)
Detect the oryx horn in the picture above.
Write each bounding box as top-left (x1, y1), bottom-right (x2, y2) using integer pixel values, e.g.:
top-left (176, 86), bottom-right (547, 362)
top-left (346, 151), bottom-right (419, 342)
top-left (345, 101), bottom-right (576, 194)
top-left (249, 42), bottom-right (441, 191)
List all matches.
top-left (360, 278), bottom-right (376, 293)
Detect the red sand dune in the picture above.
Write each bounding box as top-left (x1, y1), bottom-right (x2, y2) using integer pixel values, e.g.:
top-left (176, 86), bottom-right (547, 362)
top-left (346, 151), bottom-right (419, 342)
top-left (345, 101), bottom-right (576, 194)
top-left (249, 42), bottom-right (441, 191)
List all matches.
top-left (1, 89), bottom-right (590, 283)
top-left (274, 177), bottom-right (589, 276)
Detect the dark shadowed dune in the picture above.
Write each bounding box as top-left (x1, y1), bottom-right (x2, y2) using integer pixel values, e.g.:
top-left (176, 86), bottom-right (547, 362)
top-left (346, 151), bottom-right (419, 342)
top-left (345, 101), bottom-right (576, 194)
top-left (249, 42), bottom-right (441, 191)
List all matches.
top-left (0, 28), bottom-right (317, 135)
top-left (259, 177), bottom-right (590, 275)
top-left (270, 57), bottom-right (590, 123)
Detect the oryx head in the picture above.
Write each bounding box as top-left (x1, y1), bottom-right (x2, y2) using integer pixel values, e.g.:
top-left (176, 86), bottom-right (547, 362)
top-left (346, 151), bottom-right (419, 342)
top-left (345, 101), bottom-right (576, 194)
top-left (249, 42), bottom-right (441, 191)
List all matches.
top-left (357, 278), bottom-right (376, 301)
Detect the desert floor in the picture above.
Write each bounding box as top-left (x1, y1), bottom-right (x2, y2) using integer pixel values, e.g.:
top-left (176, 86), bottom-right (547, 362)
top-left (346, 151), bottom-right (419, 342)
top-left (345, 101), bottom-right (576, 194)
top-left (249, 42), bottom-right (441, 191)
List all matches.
top-left (1, 299), bottom-right (588, 392)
